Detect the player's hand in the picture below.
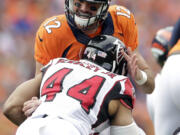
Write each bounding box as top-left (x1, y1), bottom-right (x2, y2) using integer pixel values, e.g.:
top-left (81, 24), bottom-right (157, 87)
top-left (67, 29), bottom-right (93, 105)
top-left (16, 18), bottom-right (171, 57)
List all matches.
top-left (22, 97), bottom-right (41, 117)
top-left (121, 47), bottom-right (142, 81)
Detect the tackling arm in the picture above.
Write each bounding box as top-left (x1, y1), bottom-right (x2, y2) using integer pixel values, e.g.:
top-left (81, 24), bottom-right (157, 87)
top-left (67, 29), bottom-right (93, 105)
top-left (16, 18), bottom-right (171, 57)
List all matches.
top-left (109, 100), bottom-right (146, 135)
top-left (3, 73), bottom-right (42, 125)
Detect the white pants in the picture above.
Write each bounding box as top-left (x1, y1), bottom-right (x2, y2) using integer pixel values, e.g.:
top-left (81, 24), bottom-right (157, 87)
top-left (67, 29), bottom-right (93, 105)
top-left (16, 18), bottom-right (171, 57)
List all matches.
top-left (16, 115), bottom-right (81, 135)
top-left (147, 54), bottom-right (180, 135)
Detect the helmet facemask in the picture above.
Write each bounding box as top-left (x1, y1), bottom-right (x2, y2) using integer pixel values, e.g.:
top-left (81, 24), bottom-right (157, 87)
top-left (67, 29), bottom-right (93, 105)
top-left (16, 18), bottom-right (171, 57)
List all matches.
top-left (65, 0), bottom-right (109, 31)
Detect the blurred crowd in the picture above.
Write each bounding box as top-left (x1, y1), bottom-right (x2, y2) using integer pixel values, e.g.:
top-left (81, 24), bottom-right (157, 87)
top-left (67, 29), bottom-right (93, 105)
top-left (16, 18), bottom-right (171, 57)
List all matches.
top-left (0, 0), bottom-right (179, 135)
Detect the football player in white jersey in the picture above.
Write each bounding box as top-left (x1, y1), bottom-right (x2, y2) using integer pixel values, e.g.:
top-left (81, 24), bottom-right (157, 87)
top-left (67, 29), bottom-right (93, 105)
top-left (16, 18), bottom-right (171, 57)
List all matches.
top-left (147, 23), bottom-right (180, 135)
top-left (4, 35), bottom-right (145, 135)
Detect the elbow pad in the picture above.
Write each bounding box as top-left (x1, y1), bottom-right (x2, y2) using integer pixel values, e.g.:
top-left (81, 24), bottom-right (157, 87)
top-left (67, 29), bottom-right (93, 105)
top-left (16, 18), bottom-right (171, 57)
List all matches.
top-left (110, 122), bottom-right (146, 135)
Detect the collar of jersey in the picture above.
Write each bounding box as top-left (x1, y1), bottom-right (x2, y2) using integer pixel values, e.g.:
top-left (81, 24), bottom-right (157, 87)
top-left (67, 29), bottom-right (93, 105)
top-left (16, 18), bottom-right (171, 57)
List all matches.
top-left (80, 59), bottom-right (105, 70)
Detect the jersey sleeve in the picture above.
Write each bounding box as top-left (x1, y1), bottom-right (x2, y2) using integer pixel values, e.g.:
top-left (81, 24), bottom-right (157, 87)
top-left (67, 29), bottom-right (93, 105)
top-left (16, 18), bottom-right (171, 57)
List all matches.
top-left (34, 15), bottom-right (85, 66)
top-left (34, 16), bottom-right (63, 65)
top-left (110, 5), bottom-right (139, 51)
top-left (119, 78), bottom-right (136, 109)
top-left (108, 77), bottom-right (136, 109)
top-left (124, 10), bottom-right (138, 51)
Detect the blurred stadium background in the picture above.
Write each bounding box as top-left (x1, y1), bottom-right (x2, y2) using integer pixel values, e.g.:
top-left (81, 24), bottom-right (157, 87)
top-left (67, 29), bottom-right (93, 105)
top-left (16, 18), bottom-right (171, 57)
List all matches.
top-left (0, 0), bottom-right (179, 135)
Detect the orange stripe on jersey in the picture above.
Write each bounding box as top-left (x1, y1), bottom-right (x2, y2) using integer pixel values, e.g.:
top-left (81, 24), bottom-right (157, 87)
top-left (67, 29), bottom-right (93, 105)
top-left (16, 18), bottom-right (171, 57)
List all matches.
top-left (152, 42), bottom-right (166, 52)
top-left (168, 39), bottom-right (180, 55)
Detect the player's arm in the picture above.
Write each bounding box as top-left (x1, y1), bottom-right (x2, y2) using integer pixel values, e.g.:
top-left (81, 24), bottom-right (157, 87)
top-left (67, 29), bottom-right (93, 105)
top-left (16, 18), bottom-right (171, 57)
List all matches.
top-left (116, 6), bottom-right (155, 93)
top-left (122, 48), bottom-right (155, 94)
top-left (34, 17), bottom-right (56, 76)
top-left (35, 61), bottom-right (43, 76)
top-left (108, 100), bottom-right (146, 135)
top-left (134, 49), bottom-right (155, 93)
top-left (3, 73), bottom-right (42, 125)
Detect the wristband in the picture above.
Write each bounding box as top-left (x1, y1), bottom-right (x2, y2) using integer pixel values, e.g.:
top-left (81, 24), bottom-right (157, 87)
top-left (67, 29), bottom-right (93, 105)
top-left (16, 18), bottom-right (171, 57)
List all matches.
top-left (135, 70), bottom-right (148, 85)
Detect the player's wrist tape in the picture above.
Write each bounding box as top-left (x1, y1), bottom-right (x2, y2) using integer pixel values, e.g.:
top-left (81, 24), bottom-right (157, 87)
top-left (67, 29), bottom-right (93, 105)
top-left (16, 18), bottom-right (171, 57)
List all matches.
top-left (135, 70), bottom-right (148, 85)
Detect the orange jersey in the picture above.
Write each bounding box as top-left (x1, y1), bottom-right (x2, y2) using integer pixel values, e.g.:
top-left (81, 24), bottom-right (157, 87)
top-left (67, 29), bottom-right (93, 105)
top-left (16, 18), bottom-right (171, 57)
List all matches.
top-left (168, 39), bottom-right (180, 55)
top-left (34, 5), bottom-right (138, 65)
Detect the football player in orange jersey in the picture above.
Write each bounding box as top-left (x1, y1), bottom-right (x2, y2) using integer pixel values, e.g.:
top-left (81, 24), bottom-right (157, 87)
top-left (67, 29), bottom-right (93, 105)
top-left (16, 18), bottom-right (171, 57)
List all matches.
top-left (34, 0), bottom-right (154, 94)
top-left (3, 0), bottom-right (154, 127)
top-left (147, 18), bottom-right (180, 135)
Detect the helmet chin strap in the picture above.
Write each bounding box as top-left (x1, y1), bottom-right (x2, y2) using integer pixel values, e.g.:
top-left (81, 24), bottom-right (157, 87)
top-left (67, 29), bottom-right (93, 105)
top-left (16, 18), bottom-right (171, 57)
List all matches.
top-left (111, 60), bottom-right (116, 73)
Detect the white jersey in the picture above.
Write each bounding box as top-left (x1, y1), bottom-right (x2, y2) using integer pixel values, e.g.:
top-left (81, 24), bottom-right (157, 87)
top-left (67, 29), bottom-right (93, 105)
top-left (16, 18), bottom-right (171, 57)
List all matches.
top-left (32, 58), bottom-right (135, 134)
top-left (146, 54), bottom-right (180, 135)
